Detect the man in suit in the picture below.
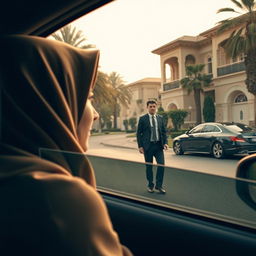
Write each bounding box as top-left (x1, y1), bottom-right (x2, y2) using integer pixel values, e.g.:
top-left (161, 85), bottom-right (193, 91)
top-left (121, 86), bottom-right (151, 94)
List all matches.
top-left (136, 100), bottom-right (168, 194)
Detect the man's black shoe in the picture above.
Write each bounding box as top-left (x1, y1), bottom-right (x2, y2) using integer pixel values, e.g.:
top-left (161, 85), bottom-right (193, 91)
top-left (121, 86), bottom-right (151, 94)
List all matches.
top-left (147, 187), bottom-right (154, 193)
top-left (155, 187), bottom-right (166, 194)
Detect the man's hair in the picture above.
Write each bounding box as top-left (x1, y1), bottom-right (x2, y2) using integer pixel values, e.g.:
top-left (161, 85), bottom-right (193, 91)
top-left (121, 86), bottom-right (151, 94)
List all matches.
top-left (146, 100), bottom-right (157, 106)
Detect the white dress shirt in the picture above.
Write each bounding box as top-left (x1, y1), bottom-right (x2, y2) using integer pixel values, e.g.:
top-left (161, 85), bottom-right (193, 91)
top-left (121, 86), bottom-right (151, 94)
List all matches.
top-left (148, 114), bottom-right (159, 141)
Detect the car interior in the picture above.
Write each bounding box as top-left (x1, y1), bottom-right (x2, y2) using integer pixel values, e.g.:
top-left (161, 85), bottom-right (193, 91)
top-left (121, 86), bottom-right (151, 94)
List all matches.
top-left (1, 0), bottom-right (256, 255)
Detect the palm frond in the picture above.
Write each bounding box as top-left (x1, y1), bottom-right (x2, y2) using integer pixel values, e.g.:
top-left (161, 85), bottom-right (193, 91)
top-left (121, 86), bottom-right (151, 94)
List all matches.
top-left (217, 13), bottom-right (250, 33)
top-left (94, 72), bottom-right (115, 106)
top-left (231, 0), bottom-right (244, 9)
top-left (181, 64), bottom-right (212, 95)
top-left (51, 24), bottom-right (92, 49)
top-left (241, 0), bottom-right (255, 11)
top-left (224, 27), bottom-right (245, 57)
top-left (217, 8), bottom-right (238, 14)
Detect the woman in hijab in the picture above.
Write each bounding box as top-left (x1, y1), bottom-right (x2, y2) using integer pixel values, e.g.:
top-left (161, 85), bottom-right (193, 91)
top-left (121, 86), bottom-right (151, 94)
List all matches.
top-left (0, 35), bottom-right (132, 256)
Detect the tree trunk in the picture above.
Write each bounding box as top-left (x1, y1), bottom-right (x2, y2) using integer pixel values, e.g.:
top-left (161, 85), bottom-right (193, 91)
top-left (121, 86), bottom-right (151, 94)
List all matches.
top-left (244, 49), bottom-right (256, 126)
top-left (194, 89), bottom-right (202, 124)
top-left (99, 117), bottom-right (104, 132)
top-left (254, 95), bottom-right (256, 127)
top-left (113, 103), bottom-right (118, 129)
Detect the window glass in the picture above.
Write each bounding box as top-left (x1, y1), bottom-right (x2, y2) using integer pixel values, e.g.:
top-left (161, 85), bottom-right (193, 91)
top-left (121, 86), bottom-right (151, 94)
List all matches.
top-left (190, 125), bottom-right (204, 134)
top-left (224, 125), bottom-right (242, 133)
top-left (202, 125), bottom-right (220, 132)
top-left (207, 57), bottom-right (212, 73)
top-left (47, 0), bottom-right (256, 231)
top-left (240, 110), bottom-right (243, 120)
top-left (39, 148), bottom-right (256, 231)
top-left (235, 94), bottom-right (248, 103)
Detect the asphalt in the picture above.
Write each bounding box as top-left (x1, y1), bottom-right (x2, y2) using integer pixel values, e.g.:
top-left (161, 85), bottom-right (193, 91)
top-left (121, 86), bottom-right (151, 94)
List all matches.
top-left (100, 134), bottom-right (173, 153)
top-left (100, 134), bottom-right (138, 150)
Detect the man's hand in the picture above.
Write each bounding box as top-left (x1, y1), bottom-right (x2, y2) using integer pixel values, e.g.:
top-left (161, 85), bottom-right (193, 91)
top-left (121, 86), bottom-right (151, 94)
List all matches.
top-left (164, 144), bottom-right (168, 150)
top-left (139, 147), bottom-right (144, 154)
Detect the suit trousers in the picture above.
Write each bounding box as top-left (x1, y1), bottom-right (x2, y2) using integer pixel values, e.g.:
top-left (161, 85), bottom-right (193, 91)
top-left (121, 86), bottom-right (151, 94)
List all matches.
top-left (144, 141), bottom-right (165, 188)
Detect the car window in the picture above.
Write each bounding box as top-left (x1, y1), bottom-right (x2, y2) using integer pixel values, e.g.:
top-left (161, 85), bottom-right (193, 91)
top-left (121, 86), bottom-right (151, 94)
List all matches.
top-left (190, 125), bottom-right (204, 134)
top-left (46, 0), bottom-right (256, 234)
top-left (202, 125), bottom-right (220, 132)
top-left (227, 124), bottom-right (255, 133)
top-left (226, 125), bottom-right (243, 132)
top-left (39, 148), bottom-right (256, 231)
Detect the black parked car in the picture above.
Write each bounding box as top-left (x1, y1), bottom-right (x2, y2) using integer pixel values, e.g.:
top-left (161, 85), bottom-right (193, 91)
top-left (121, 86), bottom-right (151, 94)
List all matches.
top-left (173, 122), bottom-right (256, 159)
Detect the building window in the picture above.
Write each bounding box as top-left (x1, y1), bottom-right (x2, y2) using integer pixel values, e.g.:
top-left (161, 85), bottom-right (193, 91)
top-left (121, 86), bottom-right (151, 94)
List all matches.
top-left (185, 55), bottom-right (196, 66)
top-left (208, 57), bottom-right (212, 74)
top-left (240, 110), bottom-right (243, 120)
top-left (165, 63), bottom-right (171, 82)
top-left (234, 94), bottom-right (248, 103)
top-left (217, 47), bottom-right (228, 66)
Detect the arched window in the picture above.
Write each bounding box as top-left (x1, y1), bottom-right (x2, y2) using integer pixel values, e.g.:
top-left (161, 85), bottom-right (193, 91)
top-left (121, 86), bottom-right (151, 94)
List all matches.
top-left (165, 63), bottom-right (171, 82)
top-left (168, 103), bottom-right (177, 110)
top-left (185, 55), bottom-right (195, 66)
top-left (234, 94), bottom-right (248, 103)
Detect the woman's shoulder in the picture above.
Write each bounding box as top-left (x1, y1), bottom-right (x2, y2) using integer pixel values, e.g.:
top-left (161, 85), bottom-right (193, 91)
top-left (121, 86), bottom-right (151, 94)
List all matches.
top-left (21, 171), bottom-right (107, 224)
top-left (25, 171), bottom-right (98, 200)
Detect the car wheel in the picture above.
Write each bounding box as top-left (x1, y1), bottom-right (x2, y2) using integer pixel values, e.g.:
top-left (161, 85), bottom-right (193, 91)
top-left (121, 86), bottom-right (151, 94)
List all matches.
top-left (212, 142), bottom-right (224, 159)
top-left (173, 141), bottom-right (184, 155)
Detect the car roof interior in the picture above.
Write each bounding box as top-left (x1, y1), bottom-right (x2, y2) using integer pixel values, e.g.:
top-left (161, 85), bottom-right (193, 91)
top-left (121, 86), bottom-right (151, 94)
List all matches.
top-left (0, 0), bottom-right (112, 36)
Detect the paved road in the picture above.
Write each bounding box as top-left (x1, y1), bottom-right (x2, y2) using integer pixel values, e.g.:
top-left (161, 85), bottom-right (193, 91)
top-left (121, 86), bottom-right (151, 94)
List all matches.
top-left (87, 134), bottom-right (243, 178)
top-left (86, 134), bottom-right (256, 225)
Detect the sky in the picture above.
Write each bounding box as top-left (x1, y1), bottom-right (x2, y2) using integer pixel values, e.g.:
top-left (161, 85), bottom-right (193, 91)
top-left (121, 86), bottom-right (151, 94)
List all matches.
top-left (72, 0), bottom-right (238, 84)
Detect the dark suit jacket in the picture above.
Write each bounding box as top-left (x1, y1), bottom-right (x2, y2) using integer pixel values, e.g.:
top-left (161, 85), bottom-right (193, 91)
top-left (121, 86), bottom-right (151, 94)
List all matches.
top-left (136, 114), bottom-right (168, 151)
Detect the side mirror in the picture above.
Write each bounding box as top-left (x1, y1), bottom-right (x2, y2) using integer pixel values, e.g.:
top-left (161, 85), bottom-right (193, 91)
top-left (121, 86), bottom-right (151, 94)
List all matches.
top-left (185, 130), bottom-right (190, 135)
top-left (236, 154), bottom-right (256, 210)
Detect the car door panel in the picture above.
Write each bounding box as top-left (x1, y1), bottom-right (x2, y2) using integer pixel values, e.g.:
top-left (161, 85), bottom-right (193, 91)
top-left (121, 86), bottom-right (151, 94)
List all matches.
top-left (184, 133), bottom-right (205, 152)
top-left (103, 193), bottom-right (256, 256)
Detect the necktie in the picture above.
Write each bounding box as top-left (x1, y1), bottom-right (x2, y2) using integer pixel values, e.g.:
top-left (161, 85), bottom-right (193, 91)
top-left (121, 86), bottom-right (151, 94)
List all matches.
top-left (152, 115), bottom-right (157, 142)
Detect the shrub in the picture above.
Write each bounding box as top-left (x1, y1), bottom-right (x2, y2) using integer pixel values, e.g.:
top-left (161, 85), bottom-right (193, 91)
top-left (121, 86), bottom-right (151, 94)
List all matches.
top-left (157, 106), bottom-right (168, 128)
top-left (203, 96), bottom-right (215, 122)
top-left (106, 120), bottom-right (112, 129)
top-left (168, 109), bottom-right (188, 131)
top-left (129, 117), bottom-right (137, 130)
top-left (102, 128), bottom-right (121, 132)
top-left (123, 119), bottom-right (129, 131)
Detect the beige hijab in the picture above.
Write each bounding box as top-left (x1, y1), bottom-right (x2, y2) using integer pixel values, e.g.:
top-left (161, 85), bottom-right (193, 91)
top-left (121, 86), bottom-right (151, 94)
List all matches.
top-left (0, 35), bottom-right (99, 187)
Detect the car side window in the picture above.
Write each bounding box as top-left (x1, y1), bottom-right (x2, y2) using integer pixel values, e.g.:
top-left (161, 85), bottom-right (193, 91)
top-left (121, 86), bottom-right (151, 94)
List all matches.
top-left (203, 125), bottom-right (220, 133)
top-left (202, 125), bottom-right (212, 132)
top-left (190, 125), bottom-right (204, 134)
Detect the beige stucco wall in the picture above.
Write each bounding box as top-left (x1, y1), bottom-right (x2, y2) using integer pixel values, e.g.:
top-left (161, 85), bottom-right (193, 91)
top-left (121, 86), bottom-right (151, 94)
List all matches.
top-left (152, 24), bottom-right (255, 126)
top-left (119, 78), bottom-right (161, 130)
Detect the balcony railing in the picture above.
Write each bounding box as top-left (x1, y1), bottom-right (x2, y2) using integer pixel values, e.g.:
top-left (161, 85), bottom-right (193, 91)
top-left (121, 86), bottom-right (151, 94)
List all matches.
top-left (217, 62), bottom-right (245, 76)
top-left (163, 80), bottom-right (180, 91)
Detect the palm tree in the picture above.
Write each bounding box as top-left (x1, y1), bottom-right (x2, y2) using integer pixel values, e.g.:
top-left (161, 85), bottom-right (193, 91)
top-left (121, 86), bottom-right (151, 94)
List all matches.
top-left (108, 72), bottom-right (131, 129)
top-left (94, 71), bottom-right (116, 131)
top-left (51, 24), bottom-right (94, 48)
top-left (94, 71), bottom-right (115, 106)
top-left (217, 0), bottom-right (256, 125)
top-left (180, 64), bottom-right (212, 124)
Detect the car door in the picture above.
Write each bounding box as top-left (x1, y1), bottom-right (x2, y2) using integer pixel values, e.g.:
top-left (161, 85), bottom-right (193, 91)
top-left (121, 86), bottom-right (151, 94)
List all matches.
top-left (182, 124), bottom-right (206, 152)
top-left (201, 124), bottom-right (222, 152)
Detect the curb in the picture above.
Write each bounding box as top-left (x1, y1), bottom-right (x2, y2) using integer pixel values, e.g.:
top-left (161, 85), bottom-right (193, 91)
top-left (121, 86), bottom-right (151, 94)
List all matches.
top-left (100, 142), bottom-right (138, 150)
top-left (100, 142), bottom-right (173, 152)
